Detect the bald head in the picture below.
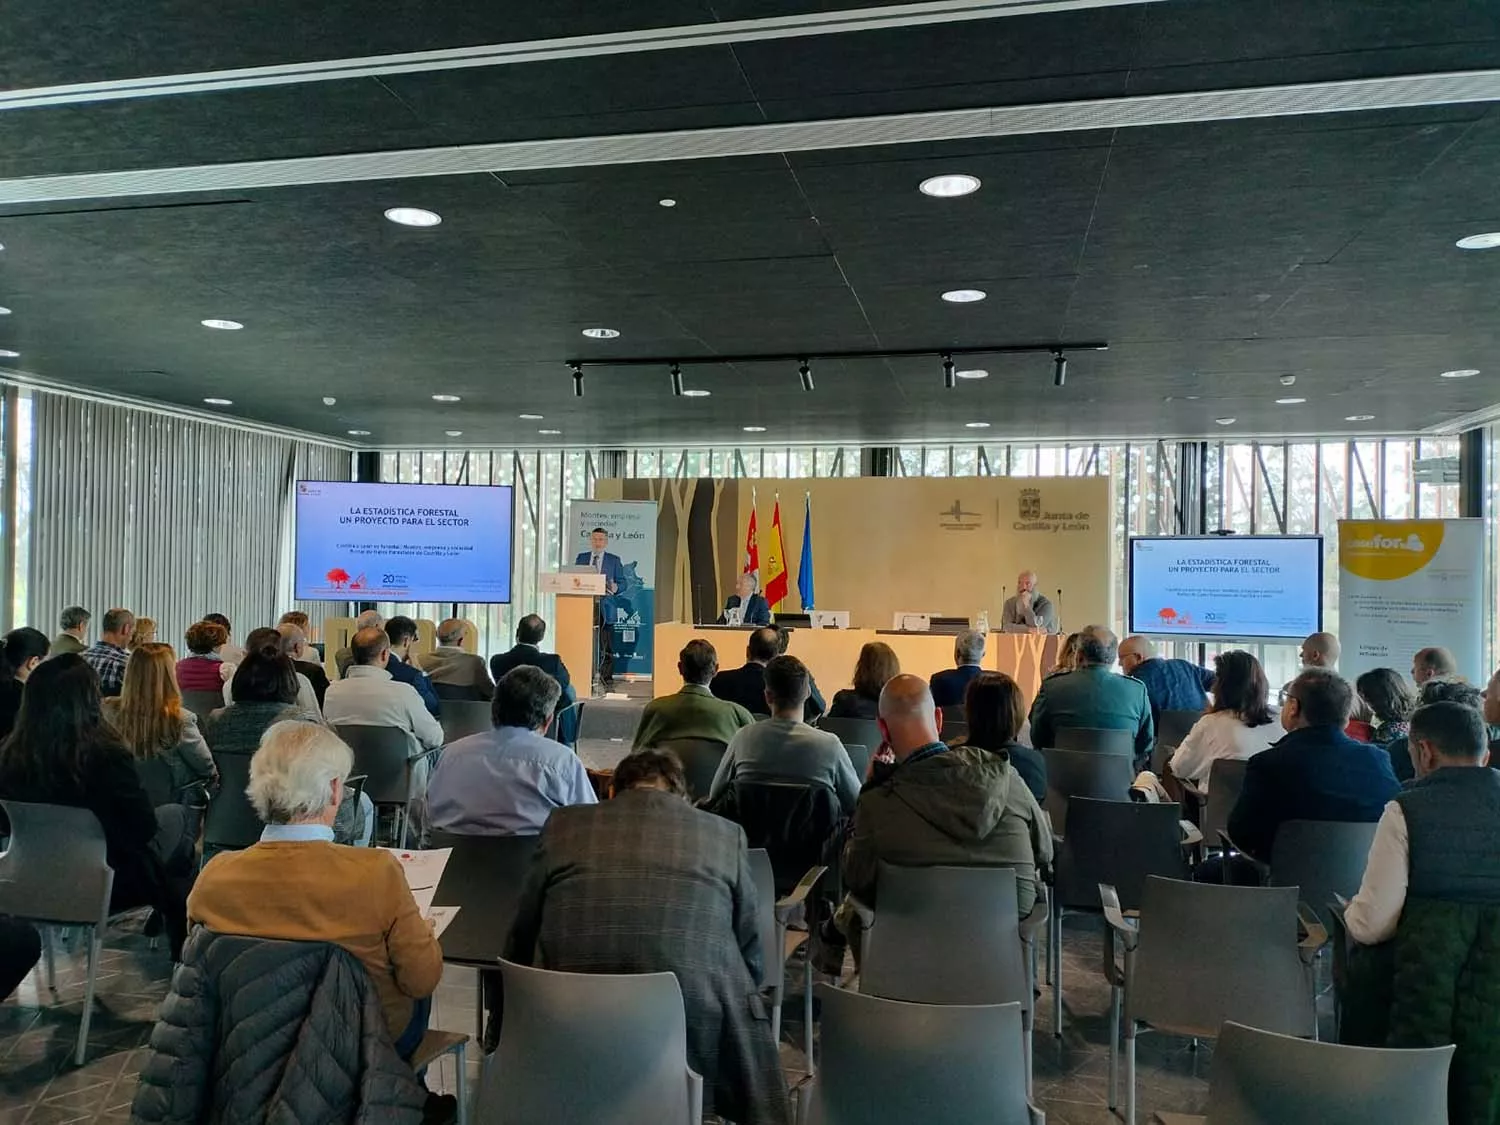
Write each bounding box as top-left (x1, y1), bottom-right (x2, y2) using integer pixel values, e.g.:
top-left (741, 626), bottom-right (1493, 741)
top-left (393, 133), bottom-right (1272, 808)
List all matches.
top-left (878, 674), bottom-right (942, 759)
top-left (1300, 632), bottom-right (1340, 669)
top-left (1413, 646), bottom-right (1457, 685)
top-left (1117, 635), bottom-right (1156, 674)
top-left (276, 622), bottom-right (308, 660)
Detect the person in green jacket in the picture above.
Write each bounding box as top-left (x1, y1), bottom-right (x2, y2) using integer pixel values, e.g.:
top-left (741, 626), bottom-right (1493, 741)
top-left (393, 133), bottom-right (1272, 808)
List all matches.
top-left (1028, 624), bottom-right (1154, 768)
top-left (632, 639), bottom-right (756, 750)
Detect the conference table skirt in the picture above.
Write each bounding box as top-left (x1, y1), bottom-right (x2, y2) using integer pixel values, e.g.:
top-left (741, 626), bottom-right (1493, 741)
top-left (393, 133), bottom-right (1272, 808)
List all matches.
top-left (653, 624), bottom-right (1061, 710)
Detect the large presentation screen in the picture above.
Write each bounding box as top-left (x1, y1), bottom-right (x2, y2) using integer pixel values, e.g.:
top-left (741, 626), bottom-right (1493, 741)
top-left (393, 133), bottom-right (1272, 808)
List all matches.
top-left (1128, 535), bottom-right (1322, 641)
top-left (294, 481), bottom-right (513, 603)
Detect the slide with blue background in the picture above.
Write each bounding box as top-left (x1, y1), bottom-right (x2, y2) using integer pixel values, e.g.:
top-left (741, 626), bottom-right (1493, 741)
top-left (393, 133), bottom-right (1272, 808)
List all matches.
top-left (295, 481), bottom-right (513, 603)
top-left (1129, 536), bottom-right (1321, 641)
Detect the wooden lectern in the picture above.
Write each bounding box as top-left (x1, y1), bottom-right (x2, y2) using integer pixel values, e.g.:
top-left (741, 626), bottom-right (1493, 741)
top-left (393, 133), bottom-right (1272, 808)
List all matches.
top-left (541, 571), bottom-right (607, 694)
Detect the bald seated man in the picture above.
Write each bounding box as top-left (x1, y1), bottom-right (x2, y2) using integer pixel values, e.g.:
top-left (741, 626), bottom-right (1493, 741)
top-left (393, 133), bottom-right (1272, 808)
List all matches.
top-left (839, 674), bottom-right (1052, 928)
top-left (1000, 570), bottom-right (1059, 634)
top-left (1118, 634), bottom-right (1214, 729)
top-left (1413, 646), bottom-right (1458, 687)
top-left (336, 609), bottom-right (386, 679)
top-left (1300, 632), bottom-right (1341, 671)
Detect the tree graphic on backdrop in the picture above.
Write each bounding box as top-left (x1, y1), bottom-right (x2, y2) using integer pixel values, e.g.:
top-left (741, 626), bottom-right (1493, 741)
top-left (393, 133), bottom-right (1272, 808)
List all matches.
top-left (326, 567), bottom-right (350, 588)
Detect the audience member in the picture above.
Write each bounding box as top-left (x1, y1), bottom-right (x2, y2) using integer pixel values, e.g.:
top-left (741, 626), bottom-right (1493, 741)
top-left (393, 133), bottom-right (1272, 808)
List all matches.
top-left (504, 748), bottom-right (789, 1125)
top-left (203, 613), bottom-right (244, 666)
top-left (1225, 668), bottom-right (1399, 862)
top-left (1355, 667), bottom-right (1417, 746)
top-left (708, 655), bottom-right (859, 813)
top-left (1168, 650), bottom-right (1282, 793)
top-left (428, 666), bottom-right (595, 835)
top-left (632, 639), bottom-right (755, 749)
top-left (927, 631), bottom-right (985, 710)
top-left (774, 625), bottom-right (827, 720)
top-left (1385, 677), bottom-right (1495, 782)
top-left (225, 627), bottom-right (321, 714)
top-left (0, 628), bottom-right (48, 741)
top-left (489, 615), bottom-right (578, 744)
top-left (104, 643), bottom-right (216, 796)
top-left (1300, 631), bottom-right (1341, 670)
top-left (1118, 635), bottom-right (1214, 727)
top-left (710, 626), bottom-right (817, 720)
top-left (1412, 645), bottom-right (1457, 686)
top-left (188, 722), bottom-right (447, 1096)
top-left (127, 616), bottom-right (157, 652)
top-left (0, 655), bottom-right (190, 959)
top-left (48, 605), bottom-right (90, 658)
top-left (384, 616), bottom-right (440, 717)
top-left (840, 675), bottom-right (1052, 930)
top-left (1050, 631), bottom-right (1081, 676)
top-left (829, 641), bottom-right (901, 720)
top-left (80, 607), bottom-right (135, 697)
top-left (335, 610), bottom-right (384, 678)
top-left (718, 571), bottom-right (771, 626)
top-left (176, 620), bottom-right (230, 693)
top-left (277, 610), bottom-right (311, 633)
top-left (956, 671), bottom-right (1046, 803)
top-left (278, 622), bottom-right (331, 710)
top-left (1028, 624), bottom-right (1154, 768)
top-left (416, 618), bottom-right (494, 701)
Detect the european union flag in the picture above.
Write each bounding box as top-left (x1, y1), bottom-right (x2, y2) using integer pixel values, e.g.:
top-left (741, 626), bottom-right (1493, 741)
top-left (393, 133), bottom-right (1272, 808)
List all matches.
top-left (797, 493), bottom-right (815, 611)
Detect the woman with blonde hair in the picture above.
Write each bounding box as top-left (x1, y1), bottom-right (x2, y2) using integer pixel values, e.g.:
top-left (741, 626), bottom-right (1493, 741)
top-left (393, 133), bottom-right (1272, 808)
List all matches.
top-left (128, 617), bottom-right (158, 652)
top-left (104, 642), bottom-right (216, 795)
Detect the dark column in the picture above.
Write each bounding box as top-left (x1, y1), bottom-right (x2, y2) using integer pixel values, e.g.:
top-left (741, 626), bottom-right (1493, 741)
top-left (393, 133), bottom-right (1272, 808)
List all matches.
top-left (862, 447), bottom-right (896, 477)
top-left (1459, 428), bottom-right (1485, 519)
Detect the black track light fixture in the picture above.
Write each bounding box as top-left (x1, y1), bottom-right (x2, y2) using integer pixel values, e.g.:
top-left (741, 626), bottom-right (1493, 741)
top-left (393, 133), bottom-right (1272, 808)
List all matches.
top-left (1052, 350), bottom-right (1067, 387)
top-left (798, 358), bottom-right (814, 392)
top-left (942, 352), bottom-right (956, 389)
top-left (670, 363), bottom-right (684, 397)
top-left (570, 361), bottom-right (584, 397)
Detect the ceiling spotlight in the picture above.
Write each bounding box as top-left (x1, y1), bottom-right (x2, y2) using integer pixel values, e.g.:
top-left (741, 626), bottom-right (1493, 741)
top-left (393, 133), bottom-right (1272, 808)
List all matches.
top-left (919, 173), bottom-right (981, 198)
top-left (1456, 232), bottom-right (1500, 250)
top-left (1279, 374), bottom-right (1297, 386)
top-left (1275, 397), bottom-right (1307, 405)
top-left (570, 362), bottom-right (584, 398)
top-left (965, 421), bottom-right (991, 429)
top-left (942, 353), bottom-right (956, 389)
top-left (445, 430), bottom-right (463, 437)
top-left (347, 429), bottom-right (371, 436)
top-left (431, 393), bottom-right (461, 402)
top-left (321, 396), bottom-right (337, 406)
top-left (581, 327), bottom-right (620, 339)
top-left (670, 363), bottom-right (684, 397)
top-left (941, 288), bottom-right (987, 303)
top-left (1214, 417), bottom-right (1237, 426)
top-left (1052, 350), bottom-right (1068, 387)
top-left (799, 358), bottom-right (814, 392)
top-left (683, 389), bottom-right (712, 398)
top-left (538, 428), bottom-right (562, 435)
top-left (743, 425), bottom-right (767, 433)
top-left (1440, 368), bottom-right (1480, 378)
top-left (0, 307), bottom-right (10, 316)
top-left (955, 369), bottom-right (988, 380)
top-left (658, 198), bottom-right (677, 208)
top-left (1345, 414), bottom-right (1375, 422)
top-left (384, 206), bottom-right (441, 227)
top-left (201, 318), bottom-right (243, 330)
top-left (519, 413), bottom-right (544, 420)
top-left (0, 350), bottom-right (17, 359)
top-left (203, 397), bottom-right (233, 406)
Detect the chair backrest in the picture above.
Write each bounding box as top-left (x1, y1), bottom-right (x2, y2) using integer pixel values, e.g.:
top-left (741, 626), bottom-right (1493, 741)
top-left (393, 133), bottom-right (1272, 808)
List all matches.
top-left (808, 986), bottom-right (1033, 1125)
top-left (203, 750), bottom-right (264, 851)
top-left (432, 681), bottom-right (486, 702)
top-left (817, 717), bottom-right (883, 753)
top-left (427, 831), bottom-right (540, 966)
top-left (1129, 876), bottom-right (1315, 1039)
top-left (747, 848), bottom-right (778, 990)
top-left (1203, 757), bottom-right (1251, 842)
top-left (1042, 747), bottom-right (1136, 831)
top-left (1054, 726), bottom-right (1134, 755)
top-left (0, 800), bottom-right (114, 925)
top-left (841, 744), bottom-right (873, 780)
top-left (439, 701), bottom-right (493, 746)
top-left (938, 705), bottom-right (967, 731)
top-left (1269, 819), bottom-right (1379, 932)
top-left (653, 738), bottom-right (728, 801)
top-left (720, 780), bottom-right (842, 896)
top-left (181, 690), bottom-right (224, 721)
top-left (484, 960), bottom-right (702, 1125)
top-left (330, 725), bottom-right (414, 805)
top-left (1054, 797), bottom-right (1188, 911)
top-left (1157, 709), bottom-right (1204, 751)
top-left (1202, 1020), bottom-right (1453, 1125)
top-left (861, 863), bottom-right (1026, 1008)
top-left (133, 754), bottom-right (176, 806)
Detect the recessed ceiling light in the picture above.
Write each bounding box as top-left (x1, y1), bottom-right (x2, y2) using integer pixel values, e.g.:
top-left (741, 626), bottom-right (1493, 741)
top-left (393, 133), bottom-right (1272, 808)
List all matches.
top-left (1345, 414), bottom-right (1375, 422)
top-left (682, 388), bottom-right (711, 398)
top-left (538, 428), bottom-right (562, 435)
top-left (1215, 417), bottom-right (1237, 425)
top-left (518, 413), bottom-right (544, 420)
top-left (658, 198), bottom-right (677, 208)
top-left (941, 289), bottom-right (987, 303)
top-left (743, 425), bottom-right (767, 433)
top-left (347, 429), bottom-right (371, 436)
top-left (954, 369), bottom-right (989, 380)
top-left (965, 421), bottom-right (991, 429)
top-left (1440, 368), bottom-right (1480, 379)
top-left (1456, 232), bottom-right (1500, 250)
top-left (0, 350), bottom-right (17, 359)
top-left (431, 393), bottom-right (462, 402)
top-left (321, 396), bottom-right (337, 406)
top-left (201, 318), bottom-right (243, 330)
top-left (203, 397), bottom-right (233, 406)
top-left (384, 207), bottom-right (441, 227)
top-left (1275, 397), bottom-right (1306, 405)
top-left (581, 328), bottom-right (620, 339)
top-left (919, 173), bottom-right (981, 198)
top-left (445, 430), bottom-right (463, 437)
top-left (0, 307), bottom-right (10, 316)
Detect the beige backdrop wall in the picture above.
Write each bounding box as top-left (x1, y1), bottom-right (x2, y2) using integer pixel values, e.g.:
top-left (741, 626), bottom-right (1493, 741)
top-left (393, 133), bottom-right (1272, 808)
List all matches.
top-left (598, 476), bottom-right (1113, 632)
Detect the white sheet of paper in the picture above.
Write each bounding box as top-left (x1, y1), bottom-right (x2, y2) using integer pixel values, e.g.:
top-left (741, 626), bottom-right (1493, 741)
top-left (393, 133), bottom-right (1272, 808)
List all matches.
top-left (382, 847), bottom-right (452, 915)
top-left (426, 905), bottom-right (461, 939)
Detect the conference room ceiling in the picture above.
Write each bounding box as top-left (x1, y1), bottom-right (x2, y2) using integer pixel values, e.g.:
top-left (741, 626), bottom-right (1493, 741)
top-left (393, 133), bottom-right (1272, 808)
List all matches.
top-left (0, 0), bottom-right (1498, 447)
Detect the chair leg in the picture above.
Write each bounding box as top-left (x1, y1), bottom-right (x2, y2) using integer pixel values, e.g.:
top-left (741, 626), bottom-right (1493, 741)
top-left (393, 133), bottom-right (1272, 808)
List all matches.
top-left (771, 996), bottom-right (782, 1047)
top-left (1108, 985), bottom-right (1121, 1110)
top-left (1125, 1024), bottom-right (1137, 1125)
top-left (398, 803), bottom-right (410, 850)
top-left (474, 974), bottom-right (485, 1045)
top-left (451, 1042), bottom-right (469, 1125)
top-left (76, 927), bottom-right (101, 1066)
top-left (1044, 911), bottom-right (1054, 985)
top-left (1051, 908), bottom-right (1063, 1037)
top-left (803, 958), bottom-right (815, 1074)
top-left (43, 927), bottom-right (56, 996)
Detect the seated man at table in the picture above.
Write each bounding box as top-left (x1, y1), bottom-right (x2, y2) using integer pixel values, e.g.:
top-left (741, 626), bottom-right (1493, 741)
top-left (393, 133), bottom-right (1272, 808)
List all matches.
top-left (1028, 624), bottom-right (1154, 768)
top-left (490, 614), bottom-right (578, 745)
top-left (707, 655), bottom-right (859, 814)
top-left (187, 722), bottom-right (448, 1103)
top-left (504, 748), bottom-right (789, 1125)
top-left (632, 639), bottom-right (756, 750)
top-left (427, 666), bottom-right (596, 836)
top-left (718, 571), bottom-right (771, 626)
top-left (929, 629), bottom-right (987, 709)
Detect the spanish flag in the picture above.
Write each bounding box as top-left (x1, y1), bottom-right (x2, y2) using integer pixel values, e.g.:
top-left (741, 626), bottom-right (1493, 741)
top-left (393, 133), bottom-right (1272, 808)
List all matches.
top-left (764, 496), bottom-right (790, 610)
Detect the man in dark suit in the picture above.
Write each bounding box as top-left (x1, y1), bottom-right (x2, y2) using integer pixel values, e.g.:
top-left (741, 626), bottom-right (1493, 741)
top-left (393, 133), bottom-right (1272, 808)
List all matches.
top-left (490, 614), bottom-right (578, 745)
top-left (718, 572), bottom-right (771, 626)
top-left (504, 748), bottom-right (789, 1125)
top-left (384, 616), bottom-right (440, 717)
top-left (711, 626), bottom-right (824, 722)
top-left (576, 526), bottom-right (627, 686)
top-left (1227, 667), bottom-right (1400, 862)
top-left (929, 629), bottom-right (987, 708)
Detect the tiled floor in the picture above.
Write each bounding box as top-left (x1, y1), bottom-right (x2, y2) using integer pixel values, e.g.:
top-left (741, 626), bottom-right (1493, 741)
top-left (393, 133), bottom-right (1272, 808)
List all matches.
top-left (0, 906), bottom-right (1263, 1123)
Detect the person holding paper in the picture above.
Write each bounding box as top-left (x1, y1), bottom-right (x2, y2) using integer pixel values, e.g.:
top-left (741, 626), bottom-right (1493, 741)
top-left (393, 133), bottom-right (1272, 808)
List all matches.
top-left (1000, 570), bottom-right (1059, 634)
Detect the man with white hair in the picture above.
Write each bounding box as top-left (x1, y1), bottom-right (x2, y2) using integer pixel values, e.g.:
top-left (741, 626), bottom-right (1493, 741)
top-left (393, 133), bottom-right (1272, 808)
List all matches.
top-left (416, 617), bottom-right (495, 701)
top-left (335, 610), bottom-right (385, 679)
top-left (929, 629), bottom-right (988, 709)
top-left (1000, 570), bottom-right (1059, 633)
top-left (1029, 624), bottom-right (1155, 769)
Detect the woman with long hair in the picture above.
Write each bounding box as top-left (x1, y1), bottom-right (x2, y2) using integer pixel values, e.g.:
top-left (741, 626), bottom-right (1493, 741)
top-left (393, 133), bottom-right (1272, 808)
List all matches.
top-left (0, 627), bottom-right (50, 741)
top-left (1355, 667), bottom-right (1417, 746)
top-left (104, 643), bottom-right (216, 794)
top-left (827, 642), bottom-right (901, 720)
top-left (957, 671), bottom-right (1047, 802)
top-left (1168, 649), bottom-right (1283, 792)
top-left (1049, 632), bottom-right (1081, 676)
top-left (0, 655), bottom-right (189, 959)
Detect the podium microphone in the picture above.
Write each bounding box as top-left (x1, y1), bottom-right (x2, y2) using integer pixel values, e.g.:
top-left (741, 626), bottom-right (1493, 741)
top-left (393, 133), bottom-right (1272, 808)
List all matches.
top-left (1055, 588), bottom-right (1064, 633)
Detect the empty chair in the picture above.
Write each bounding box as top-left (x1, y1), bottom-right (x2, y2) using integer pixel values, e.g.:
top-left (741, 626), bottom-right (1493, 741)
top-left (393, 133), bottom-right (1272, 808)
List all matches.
top-left (1200, 757), bottom-right (1250, 845)
top-left (1049, 799), bottom-right (1190, 1034)
top-left (433, 681), bottom-right (488, 703)
top-left (1042, 746), bottom-right (1136, 832)
top-left (202, 750), bottom-right (263, 854)
top-left (1103, 877), bottom-right (1323, 1125)
top-left (0, 801), bottom-right (114, 1064)
top-left (817, 717), bottom-right (882, 753)
top-left (180, 690), bottom-right (225, 721)
top-left (800, 985), bottom-right (1041, 1125)
top-left (331, 724), bottom-right (429, 847)
top-left (1269, 819), bottom-right (1379, 932)
top-left (440, 700), bottom-right (493, 745)
top-left (654, 738), bottom-right (728, 801)
top-left (1054, 727), bottom-right (1135, 756)
top-left (748, 849), bottom-right (824, 1065)
top-left (478, 960), bottom-right (703, 1125)
top-left (1154, 1020), bottom-right (1453, 1125)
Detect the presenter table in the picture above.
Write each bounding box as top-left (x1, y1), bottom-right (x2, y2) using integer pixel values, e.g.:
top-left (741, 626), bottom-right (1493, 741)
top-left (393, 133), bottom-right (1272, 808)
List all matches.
top-left (654, 624), bottom-right (1061, 710)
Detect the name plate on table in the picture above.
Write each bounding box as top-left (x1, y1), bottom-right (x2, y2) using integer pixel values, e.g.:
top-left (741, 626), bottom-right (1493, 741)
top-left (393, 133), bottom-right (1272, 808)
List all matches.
top-left (540, 571), bottom-right (607, 596)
